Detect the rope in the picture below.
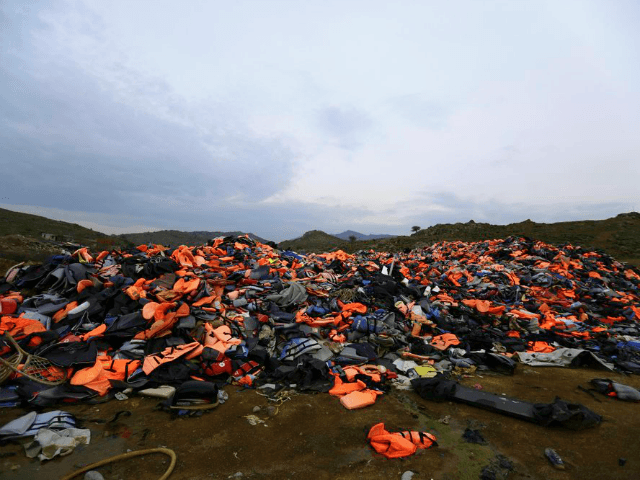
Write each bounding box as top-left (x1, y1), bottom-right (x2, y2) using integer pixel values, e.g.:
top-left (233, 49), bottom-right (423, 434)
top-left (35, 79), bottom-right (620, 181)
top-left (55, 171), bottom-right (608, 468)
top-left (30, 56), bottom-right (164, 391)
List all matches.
top-left (254, 388), bottom-right (298, 416)
top-left (60, 447), bottom-right (177, 480)
top-left (169, 399), bottom-right (219, 410)
top-left (0, 333), bottom-right (67, 385)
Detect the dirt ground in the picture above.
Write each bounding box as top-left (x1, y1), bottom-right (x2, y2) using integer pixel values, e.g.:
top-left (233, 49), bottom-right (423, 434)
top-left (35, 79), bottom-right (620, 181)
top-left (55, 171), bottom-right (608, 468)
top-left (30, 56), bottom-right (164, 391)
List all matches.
top-left (1, 366), bottom-right (639, 480)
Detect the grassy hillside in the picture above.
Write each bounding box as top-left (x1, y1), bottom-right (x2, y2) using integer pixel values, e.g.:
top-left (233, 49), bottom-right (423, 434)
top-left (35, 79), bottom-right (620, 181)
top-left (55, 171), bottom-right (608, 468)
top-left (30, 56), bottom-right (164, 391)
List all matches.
top-left (117, 230), bottom-right (270, 247)
top-left (279, 230), bottom-right (348, 252)
top-left (281, 213), bottom-right (640, 265)
top-left (2, 207), bottom-right (638, 270)
top-left (0, 208), bottom-right (272, 273)
top-left (0, 207), bottom-right (106, 245)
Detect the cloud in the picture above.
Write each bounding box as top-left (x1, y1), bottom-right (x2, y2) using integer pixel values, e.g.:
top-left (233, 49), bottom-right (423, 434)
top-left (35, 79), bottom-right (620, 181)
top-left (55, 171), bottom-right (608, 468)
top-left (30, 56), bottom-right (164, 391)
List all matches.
top-left (384, 190), bottom-right (635, 230)
top-left (386, 94), bottom-right (450, 129)
top-left (0, 204), bottom-right (161, 235)
top-left (1, 1), bottom-right (638, 244)
top-left (0, 64), bottom-right (294, 209)
top-left (0, 1), bottom-right (296, 230)
top-left (316, 106), bottom-right (373, 150)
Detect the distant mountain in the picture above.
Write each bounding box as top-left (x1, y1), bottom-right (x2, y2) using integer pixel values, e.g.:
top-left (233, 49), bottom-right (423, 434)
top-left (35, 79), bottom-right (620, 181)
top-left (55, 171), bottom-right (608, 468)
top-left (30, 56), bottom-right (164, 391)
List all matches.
top-left (117, 230), bottom-right (270, 247)
top-left (334, 230), bottom-right (396, 241)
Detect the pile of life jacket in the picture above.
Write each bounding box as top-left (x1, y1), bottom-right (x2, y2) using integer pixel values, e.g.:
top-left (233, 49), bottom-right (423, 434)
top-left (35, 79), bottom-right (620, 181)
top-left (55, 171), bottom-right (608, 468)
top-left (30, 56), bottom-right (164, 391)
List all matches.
top-left (0, 234), bottom-right (638, 413)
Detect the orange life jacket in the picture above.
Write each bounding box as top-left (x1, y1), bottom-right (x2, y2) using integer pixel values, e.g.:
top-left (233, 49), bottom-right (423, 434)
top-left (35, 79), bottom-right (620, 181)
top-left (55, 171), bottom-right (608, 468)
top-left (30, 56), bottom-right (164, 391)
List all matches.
top-left (367, 422), bottom-right (437, 458)
top-left (142, 342), bottom-right (203, 375)
top-left (339, 389), bottom-right (380, 409)
top-left (431, 333), bottom-right (460, 350)
top-left (203, 324), bottom-right (241, 353)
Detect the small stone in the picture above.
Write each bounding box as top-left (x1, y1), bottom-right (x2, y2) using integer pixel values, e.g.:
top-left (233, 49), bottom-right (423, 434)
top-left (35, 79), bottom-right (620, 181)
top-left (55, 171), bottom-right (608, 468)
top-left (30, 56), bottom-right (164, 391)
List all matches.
top-left (252, 406), bottom-right (261, 413)
top-left (84, 471), bottom-right (105, 480)
top-left (266, 405), bottom-right (277, 417)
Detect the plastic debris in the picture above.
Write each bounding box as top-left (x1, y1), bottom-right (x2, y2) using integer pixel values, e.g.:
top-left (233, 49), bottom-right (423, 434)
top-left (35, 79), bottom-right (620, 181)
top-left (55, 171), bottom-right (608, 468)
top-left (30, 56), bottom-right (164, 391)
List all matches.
top-left (544, 447), bottom-right (565, 469)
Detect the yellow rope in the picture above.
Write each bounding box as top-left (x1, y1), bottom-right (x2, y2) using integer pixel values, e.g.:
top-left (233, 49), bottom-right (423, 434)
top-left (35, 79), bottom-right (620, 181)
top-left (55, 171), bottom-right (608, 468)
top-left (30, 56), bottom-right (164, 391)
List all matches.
top-left (60, 447), bottom-right (177, 480)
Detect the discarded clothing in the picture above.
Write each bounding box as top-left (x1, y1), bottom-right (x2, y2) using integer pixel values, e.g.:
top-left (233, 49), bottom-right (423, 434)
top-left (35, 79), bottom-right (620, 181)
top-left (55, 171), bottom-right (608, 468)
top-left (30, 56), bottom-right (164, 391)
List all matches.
top-left (517, 348), bottom-right (614, 370)
top-left (590, 378), bottom-right (640, 402)
top-left (0, 410), bottom-right (75, 440)
top-left (24, 428), bottom-right (90, 461)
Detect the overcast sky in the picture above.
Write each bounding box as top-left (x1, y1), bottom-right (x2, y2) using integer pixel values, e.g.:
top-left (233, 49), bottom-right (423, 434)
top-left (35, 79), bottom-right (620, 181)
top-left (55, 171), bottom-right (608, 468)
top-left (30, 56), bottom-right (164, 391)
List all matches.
top-left (1, 0), bottom-right (639, 241)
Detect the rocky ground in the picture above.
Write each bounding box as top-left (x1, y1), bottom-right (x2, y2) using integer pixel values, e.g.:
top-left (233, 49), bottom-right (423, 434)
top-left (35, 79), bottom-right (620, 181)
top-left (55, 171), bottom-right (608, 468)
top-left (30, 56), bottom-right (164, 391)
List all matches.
top-left (1, 366), bottom-right (639, 480)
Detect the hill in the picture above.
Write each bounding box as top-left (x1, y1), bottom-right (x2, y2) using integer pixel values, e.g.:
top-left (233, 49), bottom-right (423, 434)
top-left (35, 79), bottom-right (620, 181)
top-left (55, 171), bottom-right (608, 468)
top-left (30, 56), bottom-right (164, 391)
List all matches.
top-left (281, 213), bottom-right (640, 266)
top-left (0, 208), bottom-right (273, 273)
top-left (2, 207), bottom-right (639, 268)
top-left (116, 230), bottom-right (270, 247)
top-left (279, 230), bottom-right (347, 252)
top-left (0, 208), bottom-right (110, 273)
top-left (333, 230), bottom-right (396, 241)
top-left (0, 207), bottom-right (107, 245)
